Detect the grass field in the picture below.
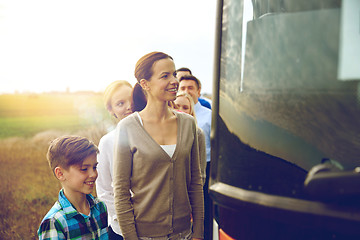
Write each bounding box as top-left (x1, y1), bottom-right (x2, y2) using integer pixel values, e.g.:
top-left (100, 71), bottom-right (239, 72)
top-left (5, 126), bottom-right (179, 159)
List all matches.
top-left (0, 92), bottom-right (108, 139)
top-left (0, 92), bottom-right (111, 239)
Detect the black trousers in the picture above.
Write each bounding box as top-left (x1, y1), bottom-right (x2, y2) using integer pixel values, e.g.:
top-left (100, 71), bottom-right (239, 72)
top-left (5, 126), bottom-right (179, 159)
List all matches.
top-left (109, 226), bottom-right (124, 240)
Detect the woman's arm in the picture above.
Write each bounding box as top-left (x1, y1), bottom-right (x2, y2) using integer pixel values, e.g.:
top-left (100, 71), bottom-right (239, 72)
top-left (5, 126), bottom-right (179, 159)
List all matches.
top-left (113, 122), bottom-right (139, 240)
top-left (189, 121), bottom-right (205, 239)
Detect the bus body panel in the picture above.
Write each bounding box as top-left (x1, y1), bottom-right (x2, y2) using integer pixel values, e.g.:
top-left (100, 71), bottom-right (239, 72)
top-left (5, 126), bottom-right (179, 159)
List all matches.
top-left (210, 0), bottom-right (360, 239)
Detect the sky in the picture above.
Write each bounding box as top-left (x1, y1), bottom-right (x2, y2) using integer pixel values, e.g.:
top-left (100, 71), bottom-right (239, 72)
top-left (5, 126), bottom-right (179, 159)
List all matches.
top-left (0, 0), bottom-right (217, 95)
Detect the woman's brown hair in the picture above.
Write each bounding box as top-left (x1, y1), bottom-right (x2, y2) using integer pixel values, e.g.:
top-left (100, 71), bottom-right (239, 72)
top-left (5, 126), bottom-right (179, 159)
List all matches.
top-left (132, 52), bottom-right (173, 112)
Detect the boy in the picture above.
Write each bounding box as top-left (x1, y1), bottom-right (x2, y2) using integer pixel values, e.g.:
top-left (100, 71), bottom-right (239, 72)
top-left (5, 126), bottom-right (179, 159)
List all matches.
top-left (38, 135), bottom-right (109, 239)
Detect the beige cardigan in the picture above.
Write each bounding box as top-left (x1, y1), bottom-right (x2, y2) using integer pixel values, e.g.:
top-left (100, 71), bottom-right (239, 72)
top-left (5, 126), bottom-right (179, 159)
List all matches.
top-left (113, 111), bottom-right (204, 240)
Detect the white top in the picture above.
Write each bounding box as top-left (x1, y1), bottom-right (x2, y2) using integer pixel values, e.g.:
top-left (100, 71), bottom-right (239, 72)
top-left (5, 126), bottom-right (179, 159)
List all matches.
top-left (160, 144), bottom-right (176, 158)
top-left (136, 112), bottom-right (176, 157)
top-left (95, 129), bottom-right (122, 235)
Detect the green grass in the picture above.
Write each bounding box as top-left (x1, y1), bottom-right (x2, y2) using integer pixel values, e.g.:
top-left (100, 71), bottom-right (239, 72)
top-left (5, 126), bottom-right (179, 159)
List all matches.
top-left (0, 115), bottom-right (89, 138)
top-left (0, 92), bottom-right (108, 138)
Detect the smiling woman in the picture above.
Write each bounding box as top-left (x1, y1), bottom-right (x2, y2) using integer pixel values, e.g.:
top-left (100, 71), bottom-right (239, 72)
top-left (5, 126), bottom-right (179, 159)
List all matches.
top-left (113, 51), bottom-right (204, 240)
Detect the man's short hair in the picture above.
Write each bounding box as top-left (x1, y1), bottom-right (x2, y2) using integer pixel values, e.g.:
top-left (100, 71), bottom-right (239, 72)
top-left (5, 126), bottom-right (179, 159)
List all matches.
top-left (179, 75), bottom-right (201, 89)
top-left (47, 135), bottom-right (99, 174)
top-left (176, 67), bottom-right (192, 75)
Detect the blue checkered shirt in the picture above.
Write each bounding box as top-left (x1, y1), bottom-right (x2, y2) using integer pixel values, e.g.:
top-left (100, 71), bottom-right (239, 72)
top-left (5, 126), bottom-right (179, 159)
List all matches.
top-left (38, 189), bottom-right (109, 239)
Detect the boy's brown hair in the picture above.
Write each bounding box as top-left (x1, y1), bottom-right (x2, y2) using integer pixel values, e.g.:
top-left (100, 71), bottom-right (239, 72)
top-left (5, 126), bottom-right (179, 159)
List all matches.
top-left (47, 135), bottom-right (99, 175)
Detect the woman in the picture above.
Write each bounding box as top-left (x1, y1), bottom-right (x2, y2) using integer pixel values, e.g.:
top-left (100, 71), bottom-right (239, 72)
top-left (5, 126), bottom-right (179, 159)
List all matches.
top-left (96, 80), bottom-right (133, 240)
top-left (174, 91), bottom-right (207, 185)
top-left (113, 52), bottom-right (204, 240)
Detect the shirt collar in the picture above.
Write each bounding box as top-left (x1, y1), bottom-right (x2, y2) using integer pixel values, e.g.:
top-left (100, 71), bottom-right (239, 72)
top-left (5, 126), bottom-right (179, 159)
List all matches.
top-left (194, 101), bottom-right (202, 111)
top-left (58, 189), bottom-right (96, 219)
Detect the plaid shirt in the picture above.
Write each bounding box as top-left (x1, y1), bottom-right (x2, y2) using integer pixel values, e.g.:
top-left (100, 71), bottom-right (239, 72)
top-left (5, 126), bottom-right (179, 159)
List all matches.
top-left (38, 189), bottom-right (109, 239)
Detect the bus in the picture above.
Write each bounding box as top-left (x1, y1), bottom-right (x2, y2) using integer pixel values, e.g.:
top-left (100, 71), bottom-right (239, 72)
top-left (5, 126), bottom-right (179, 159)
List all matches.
top-left (209, 0), bottom-right (360, 239)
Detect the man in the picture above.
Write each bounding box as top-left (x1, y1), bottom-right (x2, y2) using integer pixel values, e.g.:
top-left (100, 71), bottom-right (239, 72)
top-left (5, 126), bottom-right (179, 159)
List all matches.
top-left (176, 67), bottom-right (212, 109)
top-left (176, 67), bottom-right (192, 80)
top-left (179, 75), bottom-right (212, 240)
top-left (178, 75), bottom-right (211, 163)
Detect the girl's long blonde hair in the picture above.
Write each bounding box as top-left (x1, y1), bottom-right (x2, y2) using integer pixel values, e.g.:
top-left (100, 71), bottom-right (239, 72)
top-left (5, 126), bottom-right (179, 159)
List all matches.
top-left (175, 91), bottom-right (197, 123)
top-left (103, 80), bottom-right (132, 112)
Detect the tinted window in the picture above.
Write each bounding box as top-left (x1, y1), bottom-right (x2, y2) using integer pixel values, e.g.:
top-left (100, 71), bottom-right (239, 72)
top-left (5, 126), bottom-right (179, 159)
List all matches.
top-left (214, 0), bottom-right (360, 199)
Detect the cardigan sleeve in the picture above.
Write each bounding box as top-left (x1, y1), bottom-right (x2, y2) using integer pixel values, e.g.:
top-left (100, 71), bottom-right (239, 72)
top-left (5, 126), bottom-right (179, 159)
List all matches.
top-left (197, 127), bottom-right (207, 186)
top-left (188, 119), bottom-right (205, 239)
top-left (113, 121), bottom-right (139, 240)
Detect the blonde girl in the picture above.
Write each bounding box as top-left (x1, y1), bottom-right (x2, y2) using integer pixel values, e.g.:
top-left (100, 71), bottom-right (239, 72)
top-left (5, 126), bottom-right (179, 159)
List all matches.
top-left (96, 80), bottom-right (133, 240)
top-left (174, 91), bottom-right (206, 185)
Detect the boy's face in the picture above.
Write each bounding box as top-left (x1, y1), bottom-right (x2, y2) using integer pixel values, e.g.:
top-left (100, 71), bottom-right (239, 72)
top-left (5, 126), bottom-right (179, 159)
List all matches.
top-left (60, 153), bottom-right (98, 196)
